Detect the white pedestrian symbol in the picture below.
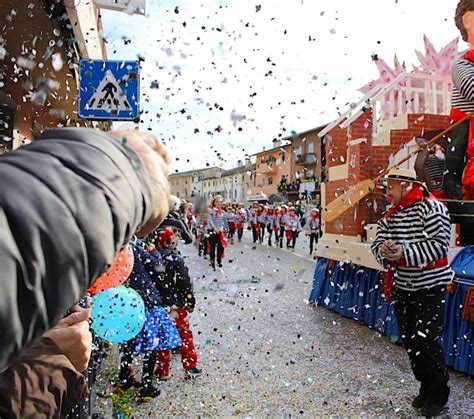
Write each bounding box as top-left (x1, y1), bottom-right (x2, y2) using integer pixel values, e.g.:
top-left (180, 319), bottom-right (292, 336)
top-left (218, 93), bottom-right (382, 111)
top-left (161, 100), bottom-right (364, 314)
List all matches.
top-left (87, 70), bottom-right (131, 112)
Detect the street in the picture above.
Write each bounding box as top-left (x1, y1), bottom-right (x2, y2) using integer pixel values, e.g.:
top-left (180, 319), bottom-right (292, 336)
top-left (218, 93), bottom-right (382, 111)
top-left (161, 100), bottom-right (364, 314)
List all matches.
top-left (94, 233), bottom-right (474, 417)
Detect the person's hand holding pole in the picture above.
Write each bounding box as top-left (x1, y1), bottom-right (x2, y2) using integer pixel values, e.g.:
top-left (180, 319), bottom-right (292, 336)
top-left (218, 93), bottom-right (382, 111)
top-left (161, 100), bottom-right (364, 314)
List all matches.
top-left (44, 308), bottom-right (92, 373)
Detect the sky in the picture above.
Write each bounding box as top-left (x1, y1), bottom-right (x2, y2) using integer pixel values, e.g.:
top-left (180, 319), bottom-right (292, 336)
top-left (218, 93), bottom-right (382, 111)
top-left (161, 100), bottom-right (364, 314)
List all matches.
top-left (101, 0), bottom-right (463, 173)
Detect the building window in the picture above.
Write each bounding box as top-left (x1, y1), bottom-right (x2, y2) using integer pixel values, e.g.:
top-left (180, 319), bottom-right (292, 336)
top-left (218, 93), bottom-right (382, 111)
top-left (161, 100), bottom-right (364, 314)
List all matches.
top-left (268, 177), bottom-right (273, 185)
top-left (282, 152), bottom-right (286, 162)
top-left (308, 142), bottom-right (314, 154)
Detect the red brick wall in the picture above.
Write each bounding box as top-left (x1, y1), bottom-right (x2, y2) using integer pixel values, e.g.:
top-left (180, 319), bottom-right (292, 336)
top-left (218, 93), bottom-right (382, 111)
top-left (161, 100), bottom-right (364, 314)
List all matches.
top-left (324, 113), bottom-right (451, 236)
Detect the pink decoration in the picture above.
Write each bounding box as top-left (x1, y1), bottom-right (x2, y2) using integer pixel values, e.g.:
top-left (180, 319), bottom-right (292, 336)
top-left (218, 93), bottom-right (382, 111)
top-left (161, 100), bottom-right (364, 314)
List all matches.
top-left (359, 36), bottom-right (458, 95)
top-left (357, 35), bottom-right (459, 119)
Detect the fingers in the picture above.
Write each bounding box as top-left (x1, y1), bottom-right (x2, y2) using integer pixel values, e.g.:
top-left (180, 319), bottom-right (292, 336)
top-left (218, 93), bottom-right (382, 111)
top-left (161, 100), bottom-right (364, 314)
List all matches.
top-left (110, 130), bottom-right (171, 164)
top-left (70, 322), bottom-right (92, 372)
top-left (59, 308), bottom-right (91, 327)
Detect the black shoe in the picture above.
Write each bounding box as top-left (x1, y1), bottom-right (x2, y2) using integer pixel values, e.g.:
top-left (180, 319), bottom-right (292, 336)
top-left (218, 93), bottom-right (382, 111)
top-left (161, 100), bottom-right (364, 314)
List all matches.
top-left (184, 367), bottom-right (202, 379)
top-left (139, 384), bottom-right (160, 399)
top-left (119, 376), bottom-right (140, 391)
top-left (412, 394), bottom-right (428, 409)
top-left (412, 383), bottom-right (429, 409)
top-left (218, 262), bottom-right (222, 267)
top-left (420, 403), bottom-right (445, 417)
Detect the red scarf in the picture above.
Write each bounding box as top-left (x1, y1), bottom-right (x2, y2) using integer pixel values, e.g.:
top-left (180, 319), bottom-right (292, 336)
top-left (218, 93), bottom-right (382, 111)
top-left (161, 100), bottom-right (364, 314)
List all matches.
top-left (449, 49), bottom-right (474, 198)
top-left (384, 184), bottom-right (433, 219)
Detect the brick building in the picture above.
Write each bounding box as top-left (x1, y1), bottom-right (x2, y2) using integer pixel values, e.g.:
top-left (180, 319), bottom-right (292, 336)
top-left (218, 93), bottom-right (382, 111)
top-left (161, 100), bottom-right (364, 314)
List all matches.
top-left (322, 111), bottom-right (450, 237)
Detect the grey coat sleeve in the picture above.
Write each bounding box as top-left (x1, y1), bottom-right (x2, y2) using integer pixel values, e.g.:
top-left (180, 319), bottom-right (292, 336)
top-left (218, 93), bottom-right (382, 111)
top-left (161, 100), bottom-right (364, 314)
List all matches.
top-left (0, 128), bottom-right (154, 371)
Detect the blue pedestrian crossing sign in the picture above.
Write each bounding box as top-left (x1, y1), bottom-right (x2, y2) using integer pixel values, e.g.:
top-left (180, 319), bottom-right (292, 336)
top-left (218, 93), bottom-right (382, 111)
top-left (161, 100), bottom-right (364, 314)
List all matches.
top-left (79, 60), bottom-right (140, 120)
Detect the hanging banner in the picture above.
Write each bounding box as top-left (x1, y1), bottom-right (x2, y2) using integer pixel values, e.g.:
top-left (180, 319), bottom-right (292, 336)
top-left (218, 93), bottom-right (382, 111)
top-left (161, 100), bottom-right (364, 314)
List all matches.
top-left (299, 181), bottom-right (316, 193)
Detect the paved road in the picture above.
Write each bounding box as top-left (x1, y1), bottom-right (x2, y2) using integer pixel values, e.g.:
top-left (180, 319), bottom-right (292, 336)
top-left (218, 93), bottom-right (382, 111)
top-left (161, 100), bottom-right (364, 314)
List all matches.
top-left (94, 232), bottom-right (474, 417)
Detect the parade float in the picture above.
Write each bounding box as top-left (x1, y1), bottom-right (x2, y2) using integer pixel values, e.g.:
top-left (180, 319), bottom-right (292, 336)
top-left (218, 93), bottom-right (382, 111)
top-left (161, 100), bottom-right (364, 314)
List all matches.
top-left (310, 36), bottom-right (474, 376)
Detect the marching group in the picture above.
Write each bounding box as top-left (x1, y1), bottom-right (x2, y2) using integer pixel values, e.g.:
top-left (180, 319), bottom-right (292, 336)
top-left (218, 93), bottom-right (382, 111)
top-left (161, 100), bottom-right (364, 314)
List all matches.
top-left (179, 196), bottom-right (322, 271)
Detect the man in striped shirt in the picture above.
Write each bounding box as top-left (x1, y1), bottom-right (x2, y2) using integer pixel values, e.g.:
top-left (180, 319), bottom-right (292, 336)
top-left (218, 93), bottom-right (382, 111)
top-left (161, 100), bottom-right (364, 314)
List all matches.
top-left (446, 0), bottom-right (474, 200)
top-left (371, 168), bottom-right (453, 417)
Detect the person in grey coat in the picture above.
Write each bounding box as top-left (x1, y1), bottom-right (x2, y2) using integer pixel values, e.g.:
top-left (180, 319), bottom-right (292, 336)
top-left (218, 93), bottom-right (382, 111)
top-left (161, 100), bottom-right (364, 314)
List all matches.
top-left (0, 128), bottom-right (170, 375)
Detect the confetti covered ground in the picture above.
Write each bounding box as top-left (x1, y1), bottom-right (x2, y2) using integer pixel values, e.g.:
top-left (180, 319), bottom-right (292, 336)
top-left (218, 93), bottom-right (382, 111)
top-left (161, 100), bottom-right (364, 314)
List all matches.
top-left (92, 234), bottom-right (474, 417)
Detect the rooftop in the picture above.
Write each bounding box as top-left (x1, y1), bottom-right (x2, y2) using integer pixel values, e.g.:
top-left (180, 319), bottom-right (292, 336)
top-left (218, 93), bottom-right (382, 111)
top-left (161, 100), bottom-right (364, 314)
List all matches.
top-left (251, 142), bottom-right (291, 157)
top-left (169, 166), bottom-right (221, 177)
top-left (221, 163), bottom-right (256, 177)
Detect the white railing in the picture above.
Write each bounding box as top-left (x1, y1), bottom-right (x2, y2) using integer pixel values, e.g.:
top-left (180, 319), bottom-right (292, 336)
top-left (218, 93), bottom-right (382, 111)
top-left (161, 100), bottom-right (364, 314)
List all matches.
top-left (318, 72), bottom-right (452, 140)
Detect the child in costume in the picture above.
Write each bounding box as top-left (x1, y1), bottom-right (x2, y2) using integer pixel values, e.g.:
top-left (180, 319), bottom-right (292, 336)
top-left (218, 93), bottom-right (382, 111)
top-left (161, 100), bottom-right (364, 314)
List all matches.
top-left (257, 204), bottom-right (267, 244)
top-left (248, 201), bottom-right (260, 243)
top-left (225, 207), bottom-right (236, 244)
top-left (277, 205), bottom-right (288, 248)
top-left (265, 208), bottom-right (276, 246)
top-left (285, 206), bottom-right (302, 249)
top-left (305, 208), bottom-right (320, 255)
top-left (119, 242), bottom-right (181, 399)
top-left (236, 205), bottom-right (247, 242)
top-left (207, 195), bottom-right (228, 269)
top-left (195, 213), bottom-right (210, 258)
top-left (153, 228), bottom-right (202, 380)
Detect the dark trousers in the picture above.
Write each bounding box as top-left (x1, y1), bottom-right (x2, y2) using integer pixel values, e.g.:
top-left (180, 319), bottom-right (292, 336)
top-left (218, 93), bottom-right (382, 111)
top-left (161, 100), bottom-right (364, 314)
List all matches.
top-left (209, 232), bottom-right (224, 264)
top-left (198, 236), bottom-right (208, 256)
top-left (278, 227), bottom-right (286, 248)
top-left (309, 232), bottom-right (318, 254)
top-left (393, 285), bottom-right (450, 405)
top-left (258, 223), bottom-right (265, 243)
top-left (237, 227), bottom-right (244, 241)
top-left (267, 225), bottom-right (273, 245)
top-left (119, 343), bottom-right (157, 389)
top-left (251, 224), bottom-right (258, 243)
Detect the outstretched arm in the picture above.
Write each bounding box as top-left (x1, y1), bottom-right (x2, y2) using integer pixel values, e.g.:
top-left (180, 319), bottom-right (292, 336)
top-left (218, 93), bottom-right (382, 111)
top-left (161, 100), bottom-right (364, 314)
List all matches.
top-left (0, 128), bottom-right (169, 371)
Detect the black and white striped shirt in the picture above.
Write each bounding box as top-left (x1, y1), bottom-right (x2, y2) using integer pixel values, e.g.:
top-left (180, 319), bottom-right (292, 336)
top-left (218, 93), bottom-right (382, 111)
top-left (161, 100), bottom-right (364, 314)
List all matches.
top-left (208, 207), bottom-right (229, 232)
top-left (371, 199), bottom-right (453, 291)
top-left (451, 57), bottom-right (474, 113)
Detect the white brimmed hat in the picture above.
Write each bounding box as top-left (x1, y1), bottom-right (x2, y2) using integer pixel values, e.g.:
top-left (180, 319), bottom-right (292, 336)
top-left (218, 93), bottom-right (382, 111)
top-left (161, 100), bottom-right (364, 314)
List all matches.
top-left (168, 195), bottom-right (181, 212)
top-left (385, 168), bottom-right (420, 182)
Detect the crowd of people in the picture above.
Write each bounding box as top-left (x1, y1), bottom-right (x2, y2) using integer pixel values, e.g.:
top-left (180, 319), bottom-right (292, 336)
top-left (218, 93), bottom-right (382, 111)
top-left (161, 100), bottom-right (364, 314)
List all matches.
top-left (178, 196), bottom-right (322, 270)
